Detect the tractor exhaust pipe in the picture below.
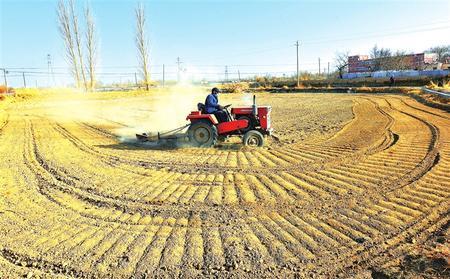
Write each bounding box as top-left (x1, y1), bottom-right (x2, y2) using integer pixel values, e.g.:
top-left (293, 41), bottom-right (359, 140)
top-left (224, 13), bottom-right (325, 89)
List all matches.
top-left (252, 95), bottom-right (258, 117)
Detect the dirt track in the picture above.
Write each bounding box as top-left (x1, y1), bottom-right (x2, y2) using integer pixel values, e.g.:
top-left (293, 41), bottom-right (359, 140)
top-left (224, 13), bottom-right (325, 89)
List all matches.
top-left (0, 92), bottom-right (449, 278)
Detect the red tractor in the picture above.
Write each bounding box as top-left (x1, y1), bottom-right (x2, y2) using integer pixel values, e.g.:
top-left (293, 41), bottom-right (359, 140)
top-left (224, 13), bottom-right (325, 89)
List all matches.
top-left (136, 95), bottom-right (273, 147)
top-left (187, 95), bottom-right (272, 147)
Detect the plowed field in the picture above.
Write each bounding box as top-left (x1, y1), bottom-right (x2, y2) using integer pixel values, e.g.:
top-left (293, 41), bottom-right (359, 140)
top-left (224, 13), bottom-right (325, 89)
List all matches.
top-left (0, 92), bottom-right (448, 278)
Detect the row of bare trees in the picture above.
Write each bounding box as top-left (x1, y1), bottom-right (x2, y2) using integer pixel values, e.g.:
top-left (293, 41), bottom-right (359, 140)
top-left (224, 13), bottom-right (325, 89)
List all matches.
top-left (57, 0), bottom-right (96, 91)
top-left (334, 44), bottom-right (450, 78)
top-left (369, 45), bottom-right (413, 72)
top-left (58, 1), bottom-right (151, 91)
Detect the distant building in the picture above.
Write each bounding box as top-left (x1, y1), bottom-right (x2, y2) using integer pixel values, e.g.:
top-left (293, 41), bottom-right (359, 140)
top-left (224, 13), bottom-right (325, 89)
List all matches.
top-left (348, 55), bottom-right (372, 73)
top-left (348, 53), bottom-right (438, 73)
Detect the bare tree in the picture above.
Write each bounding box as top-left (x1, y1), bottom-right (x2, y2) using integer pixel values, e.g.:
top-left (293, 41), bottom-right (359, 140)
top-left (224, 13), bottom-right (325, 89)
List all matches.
top-left (69, 0), bottom-right (87, 91)
top-left (57, 0), bottom-right (81, 87)
top-left (383, 50), bottom-right (413, 71)
top-left (334, 51), bottom-right (349, 79)
top-left (369, 44), bottom-right (392, 59)
top-left (135, 2), bottom-right (150, 91)
top-left (369, 45), bottom-right (392, 71)
top-left (85, 4), bottom-right (96, 91)
top-left (426, 45), bottom-right (450, 63)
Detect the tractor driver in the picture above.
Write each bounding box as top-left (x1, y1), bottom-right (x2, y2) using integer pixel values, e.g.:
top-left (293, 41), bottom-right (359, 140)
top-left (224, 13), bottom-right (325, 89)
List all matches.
top-left (205, 87), bottom-right (228, 122)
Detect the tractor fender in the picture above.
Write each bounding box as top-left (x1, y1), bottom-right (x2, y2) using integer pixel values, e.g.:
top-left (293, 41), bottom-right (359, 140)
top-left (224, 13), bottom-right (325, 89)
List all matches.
top-left (186, 112), bottom-right (218, 125)
top-left (217, 119), bottom-right (248, 135)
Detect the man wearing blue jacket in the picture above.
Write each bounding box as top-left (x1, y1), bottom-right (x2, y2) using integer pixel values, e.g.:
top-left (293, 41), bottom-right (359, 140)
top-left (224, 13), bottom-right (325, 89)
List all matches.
top-left (205, 87), bottom-right (227, 122)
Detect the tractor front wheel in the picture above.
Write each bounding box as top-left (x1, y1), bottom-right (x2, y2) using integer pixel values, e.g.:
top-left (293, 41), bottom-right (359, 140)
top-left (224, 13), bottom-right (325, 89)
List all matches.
top-left (188, 121), bottom-right (218, 147)
top-left (243, 130), bottom-right (264, 147)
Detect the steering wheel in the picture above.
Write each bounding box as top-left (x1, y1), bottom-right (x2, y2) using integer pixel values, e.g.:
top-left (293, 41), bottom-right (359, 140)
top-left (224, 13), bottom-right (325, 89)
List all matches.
top-left (222, 104), bottom-right (232, 121)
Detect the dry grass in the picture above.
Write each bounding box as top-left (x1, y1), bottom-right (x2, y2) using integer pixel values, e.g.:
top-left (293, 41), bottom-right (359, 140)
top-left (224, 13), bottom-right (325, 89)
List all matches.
top-left (220, 82), bottom-right (250, 93)
top-left (427, 80), bottom-right (450, 92)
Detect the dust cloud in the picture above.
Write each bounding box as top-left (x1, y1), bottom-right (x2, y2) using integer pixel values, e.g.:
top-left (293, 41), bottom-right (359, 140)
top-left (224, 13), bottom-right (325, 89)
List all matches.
top-left (32, 86), bottom-right (209, 144)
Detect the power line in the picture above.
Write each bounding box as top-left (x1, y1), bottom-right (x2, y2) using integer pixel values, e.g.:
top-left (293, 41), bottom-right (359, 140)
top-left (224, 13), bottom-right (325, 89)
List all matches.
top-left (295, 40), bottom-right (299, 87)
top-left (22, 72), bottom-right (26, 88)
top-left (6, 71), bottom-right (302, 76)
top-left (301, 19), bottom-right (450, 44)
top-left (224, 66), bottom-right (228, 83)
top-left (186, 44), bottom-right (291, 63)
top-left (240, 19), bottom-right (450, 52)
top-left (176, 57), bottom-right (182, 83)
top-left (4, 20), bottom-right (446, 84)
top-left (0, 62), bottom-right (338, 71)
top-left (303, 25), bottom-right (450, 45)
top-left (182, 22), bottom-right (450, 63)
top-left (3, 20), bottom-right (449, 77)
top-left (162, 64), bottom-right (165, 87)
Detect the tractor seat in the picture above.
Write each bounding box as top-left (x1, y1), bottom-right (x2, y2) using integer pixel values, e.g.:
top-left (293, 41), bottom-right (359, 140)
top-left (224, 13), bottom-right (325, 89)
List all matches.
top-left (197, 103), bottom-right (206, 114)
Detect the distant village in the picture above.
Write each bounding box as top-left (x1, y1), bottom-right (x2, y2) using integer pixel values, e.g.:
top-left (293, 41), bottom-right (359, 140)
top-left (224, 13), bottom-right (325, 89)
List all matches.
top-left (344, 51), bottom-right (449, 79)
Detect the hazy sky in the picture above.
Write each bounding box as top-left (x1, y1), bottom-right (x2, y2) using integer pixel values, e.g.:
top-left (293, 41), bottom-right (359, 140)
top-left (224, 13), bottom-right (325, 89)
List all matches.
top-left (1, 0), bottom-right (449, 86)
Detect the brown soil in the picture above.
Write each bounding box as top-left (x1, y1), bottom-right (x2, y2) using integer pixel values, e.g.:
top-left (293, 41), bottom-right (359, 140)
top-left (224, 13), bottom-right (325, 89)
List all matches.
top-left (0, 92), bottom-right (448, 278)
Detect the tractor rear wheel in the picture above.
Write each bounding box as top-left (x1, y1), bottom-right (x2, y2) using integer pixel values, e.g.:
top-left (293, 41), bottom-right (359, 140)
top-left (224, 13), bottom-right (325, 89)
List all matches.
top-left (243, 130), bottom-right (264, 147)
top-left (188, 121), bottom-right (218, 147)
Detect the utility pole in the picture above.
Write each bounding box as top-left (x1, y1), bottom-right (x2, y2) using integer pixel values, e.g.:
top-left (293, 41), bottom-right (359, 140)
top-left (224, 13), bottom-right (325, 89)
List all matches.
top-left (327, 62), bottom-right (330, 77)
top-left (176, 57), bottom-right (182, 83)
top-left (47, 54), bottom-right (52, 87)
top-left (295, 40), bottom-right (299, 87)
top-left (238, 70), bottom-right (241, 82)
top-left (1, 68), bottom-right (8, 93)
top-left (318, 58), bottom-right (321, 75)
top-left (22, 72), bottom-right (27, 88)
top-left (134, 72), bottom-right (138, 87)
top-left (225, 66), bottom-right (228, 83)
top-left (162, 64), bottom-right (165, 88)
